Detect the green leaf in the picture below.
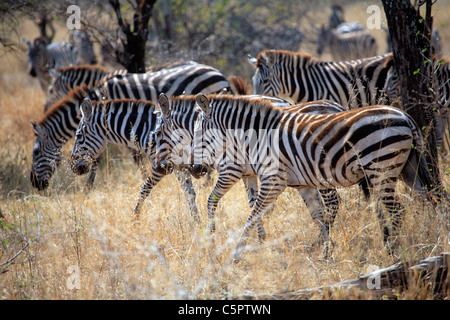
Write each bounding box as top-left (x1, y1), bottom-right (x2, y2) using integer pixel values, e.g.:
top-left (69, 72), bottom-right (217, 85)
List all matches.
top-left (413, 68), bottom-right (420, 75)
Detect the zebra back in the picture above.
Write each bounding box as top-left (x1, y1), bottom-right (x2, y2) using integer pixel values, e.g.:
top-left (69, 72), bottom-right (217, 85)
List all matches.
top-left (102, 61), bottom-right (231, 102)
top-left (251, 49), bottom-right (393, 109)
top-left (317, 26), bottom-right (378, 61)
top-left (45, 65), bottom-right (110, 112)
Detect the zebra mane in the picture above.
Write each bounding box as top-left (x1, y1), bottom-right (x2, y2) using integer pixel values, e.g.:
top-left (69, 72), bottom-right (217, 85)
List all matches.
top-left (206, 94), bottom-right (282, 114)
top-left (256, 49), bottom-right (317, 66)
top-left (38, 84), bottom-right (90, 125)
top-left (228, 75), bottom-right (249, 95)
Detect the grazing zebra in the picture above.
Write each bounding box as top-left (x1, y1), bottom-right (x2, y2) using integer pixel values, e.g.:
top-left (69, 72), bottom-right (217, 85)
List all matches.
top-left (71, 30), bottom-right (97, 65)
top-left (45, 65), bottom-right (127, 112)
top-left (249, 49), bottom-right (393, 109)
top-left (70, 98), bottom-right (200, 220)
top-left (317, 26), bottom-right (378, 61)
top-left (191, 94), bottom-right (436, 260)
top-left (30, 61), bottom-right (231, 192)
top-left (30, 85), bottom-right (95, 190)
top-left (153, 93), bottom-right (349, 247)
top-left (24, 37), bottom-right (78, 91)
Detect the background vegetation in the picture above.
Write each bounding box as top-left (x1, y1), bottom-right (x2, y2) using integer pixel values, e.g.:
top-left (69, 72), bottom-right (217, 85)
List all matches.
top-left (0, 0), bottom-right (449, 299)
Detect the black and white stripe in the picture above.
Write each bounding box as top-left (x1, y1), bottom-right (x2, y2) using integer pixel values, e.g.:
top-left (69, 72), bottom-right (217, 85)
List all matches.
top-left (24, 37), bottom-right (78, 91)
top-left (153, 94), bottom-right (348, 246)
top-left (103, 61), bottom-right (231, 101)
top-left (70, 98), bottom-right (200, 220)
top-left (30, 61), bottom-right (231, 191)
top-left (45, 65), bottom-right (127, 112)
top-left (249, 49), bottom-right (393, 109)
top-left (191, 95), bottom-right (436, 260)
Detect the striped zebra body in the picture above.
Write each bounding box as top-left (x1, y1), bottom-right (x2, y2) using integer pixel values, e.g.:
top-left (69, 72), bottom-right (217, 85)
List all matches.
top-left (31, 61), bottom-right (231, 191)
top-left (192, 95), bottom-right (434, 260)
top-left (71, 30), bottom-right (97, 65)
top-left (154, 94), bottom-right (347, 246)
top-left (317, 26), bottom-right (378, 61)
top-left (45, 65), bottom-right (127, 112)
top-left (70, 98), bottom-right (200, 220)
top-left (104, 61), bottom-right (231, 101)
top-left (250, 50), bottom-right (393, 109)
top-left (25, 37), bottom-right (78, 91)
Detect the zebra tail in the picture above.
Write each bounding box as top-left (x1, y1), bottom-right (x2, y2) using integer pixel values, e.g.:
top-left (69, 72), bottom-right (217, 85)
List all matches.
top-left (229, 75), bottom-right (249, 95)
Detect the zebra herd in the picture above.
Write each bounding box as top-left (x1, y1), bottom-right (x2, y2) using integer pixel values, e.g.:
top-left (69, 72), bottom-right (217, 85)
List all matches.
top-left (27, 17), bottom-right (448, 261)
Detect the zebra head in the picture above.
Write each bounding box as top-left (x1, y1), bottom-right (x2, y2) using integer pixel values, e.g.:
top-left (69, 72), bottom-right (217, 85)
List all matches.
top-left (30, 121), bottom-right (62, 190)
top-left (249, 50), bottom-right (281, 98)
top-left (153, 94), bottom-right (192, 174)
top-left (24, 37), bottom-right (49, 77)
top-left (71, 98), bottom-right (106, 175)
top-left (191, 94), bottom-right (220, 178)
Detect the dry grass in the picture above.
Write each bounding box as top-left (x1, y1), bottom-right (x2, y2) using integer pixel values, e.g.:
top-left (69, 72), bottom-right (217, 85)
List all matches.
top-left (0, 5), bottom-right (449, 300)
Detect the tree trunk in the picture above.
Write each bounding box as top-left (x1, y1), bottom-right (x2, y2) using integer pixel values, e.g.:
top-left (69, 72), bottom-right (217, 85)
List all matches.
top-left (109, 0), bottom-right (156, 73)
top-left (381, 0), bottom-right (442, 193)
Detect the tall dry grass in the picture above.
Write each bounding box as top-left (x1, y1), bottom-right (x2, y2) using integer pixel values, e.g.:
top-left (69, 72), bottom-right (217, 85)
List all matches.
top-left (0, 7), bottom-right (449, 300)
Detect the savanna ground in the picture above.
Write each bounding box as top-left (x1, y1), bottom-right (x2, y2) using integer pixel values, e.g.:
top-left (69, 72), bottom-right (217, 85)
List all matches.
top-left (0, 1), bottom-right (449, 300)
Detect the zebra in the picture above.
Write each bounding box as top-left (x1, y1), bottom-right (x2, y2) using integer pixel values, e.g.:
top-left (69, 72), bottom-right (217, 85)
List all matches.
top-left (44, 65), bottom-right (127, 112)
top-left (317, 25), bottom-right (378, 61)
top-left (153, 93), bottom-right (348, 248)
top-left (191, 94), bottom-right (436, 260)
top-left (30, 85), bottom-right (94, 191)
top-left (249, 49), bottom-right (394, 109)
top-left (30, 61), bottom-right (231, 215)
top-left (70, 98), bottom-right (200, 221)
top-left (24, 37), bottom-right (78, 91)
top-left (71, 30), bottom-right (97, 65)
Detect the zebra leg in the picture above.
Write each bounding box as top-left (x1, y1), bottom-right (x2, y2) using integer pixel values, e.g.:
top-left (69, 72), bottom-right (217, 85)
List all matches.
top-left (380, 188), bottom-right (406, 252)
top-left (234, 175), bottom-right (286, 261)
top-left (134, 165), bottom-right (166, 216)
top-left (206, 168), bottom-right (243, 235)
top-left (297, 187), bottom-right (337, 259)
top-left (242, 175), bottom-right (267, 241)
top-left (174, 168), bottom-right (200, 222)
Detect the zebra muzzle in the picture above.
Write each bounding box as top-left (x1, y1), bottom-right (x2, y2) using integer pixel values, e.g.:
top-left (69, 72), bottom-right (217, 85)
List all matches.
top-left (190, 164), bottom-right (208, 179)
top-left (30, 171), bottom-right (49, 190)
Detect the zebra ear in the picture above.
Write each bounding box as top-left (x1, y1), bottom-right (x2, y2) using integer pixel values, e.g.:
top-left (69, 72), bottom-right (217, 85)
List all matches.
top-left (248, 54), bottom-right (257, 67)
top-left (80, 98), bottom-right (93, 122)
top-left (196, 94), bottom-right (211, 118)
top-left (158, 93), bottom-right (170, 117)
top-left (31, 121), bottom-right (44, 136)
